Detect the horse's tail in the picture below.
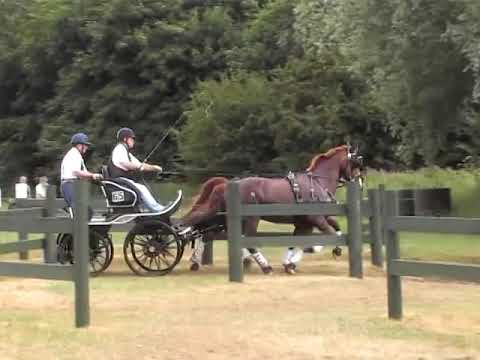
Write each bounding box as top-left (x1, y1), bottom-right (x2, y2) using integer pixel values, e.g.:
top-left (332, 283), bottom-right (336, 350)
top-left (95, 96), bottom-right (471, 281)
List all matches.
top-left (208, 182), bottom-right (227, 211)
top-left (188, 177), bottom-right (228, 212)
top-left (181, 182), bottom-right (227, 226)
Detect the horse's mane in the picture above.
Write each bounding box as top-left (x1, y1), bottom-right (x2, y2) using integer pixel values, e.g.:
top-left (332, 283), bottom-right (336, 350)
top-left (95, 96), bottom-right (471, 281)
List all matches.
top-left (306, 145), bottom-right (348, 172)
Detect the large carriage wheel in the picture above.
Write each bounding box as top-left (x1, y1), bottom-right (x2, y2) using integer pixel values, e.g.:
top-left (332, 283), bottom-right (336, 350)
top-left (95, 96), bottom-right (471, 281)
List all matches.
top-left (56, 230), bottom-right (114, 276)
top-left (123, 221), bottom-right (183, 276)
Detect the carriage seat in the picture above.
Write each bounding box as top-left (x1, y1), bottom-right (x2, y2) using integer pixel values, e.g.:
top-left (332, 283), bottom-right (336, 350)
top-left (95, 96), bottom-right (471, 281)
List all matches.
top-left (101, 165), bottom-right (111, 179)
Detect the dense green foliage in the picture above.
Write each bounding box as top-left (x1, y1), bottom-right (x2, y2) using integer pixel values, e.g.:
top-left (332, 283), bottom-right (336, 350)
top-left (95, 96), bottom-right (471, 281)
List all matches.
top-left (2, 0), bottom-right (480, 188)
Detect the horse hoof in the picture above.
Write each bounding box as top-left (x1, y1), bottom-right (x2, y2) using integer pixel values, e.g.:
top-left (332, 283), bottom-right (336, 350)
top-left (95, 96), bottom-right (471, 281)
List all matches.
top-left (332, 246), bottom-right (342, 258)
top-left (283, 263), bottom-right (296, 275)
top-left (303, 247), bottom-right (314, 254)
top-left (243, 258), bottom-right (253, 271)
top-left (262, 266), bottom-right (274, 275)
top-left (190, 263), bottom-right (200, 272)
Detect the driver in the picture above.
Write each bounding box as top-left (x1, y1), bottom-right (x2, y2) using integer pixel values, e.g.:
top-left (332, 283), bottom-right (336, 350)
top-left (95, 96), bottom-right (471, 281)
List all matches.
top-left (108, 127), bottom-right (165, 212)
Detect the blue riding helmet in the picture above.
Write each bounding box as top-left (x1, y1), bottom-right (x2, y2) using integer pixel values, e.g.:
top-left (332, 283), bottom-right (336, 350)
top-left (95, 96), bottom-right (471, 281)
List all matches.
top-left (117, 127), bottom-right (135, 142)
top-left (71, 133), bottom-right (92, 146)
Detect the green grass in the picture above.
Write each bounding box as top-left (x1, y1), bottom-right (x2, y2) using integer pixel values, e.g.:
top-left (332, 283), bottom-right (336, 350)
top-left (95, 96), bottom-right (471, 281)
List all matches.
top-left (2, 220), bottom-right (480, 264)
top-left (361, 168), bottom-right (480, 217)
top-left (0, 232), bottom-right (44, 243)
top-left (399, 232), bottom-right (480, 263)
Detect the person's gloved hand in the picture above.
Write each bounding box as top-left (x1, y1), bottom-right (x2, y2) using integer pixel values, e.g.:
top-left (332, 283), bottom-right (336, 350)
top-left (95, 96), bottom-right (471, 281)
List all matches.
top-left (92, 173), bottom-right (103, 181)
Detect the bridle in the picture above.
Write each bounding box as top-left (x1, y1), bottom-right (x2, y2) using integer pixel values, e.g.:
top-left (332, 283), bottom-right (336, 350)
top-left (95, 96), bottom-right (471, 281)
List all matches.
top-left (338, 145), bottom-right (364, 187)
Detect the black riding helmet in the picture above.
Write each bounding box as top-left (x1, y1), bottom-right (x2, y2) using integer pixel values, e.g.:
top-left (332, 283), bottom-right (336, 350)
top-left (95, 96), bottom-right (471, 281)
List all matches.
top-left (117, 127), bottom-right (135, 142)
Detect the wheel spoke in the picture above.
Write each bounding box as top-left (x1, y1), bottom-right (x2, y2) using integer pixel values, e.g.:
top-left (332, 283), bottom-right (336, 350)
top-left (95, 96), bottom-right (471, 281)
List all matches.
top-left (133, 239), bottom-right (148, 247)
top-left (158, 254), bottom-right (172, 267)
top-left (154, 256), bottom-right (162, 270)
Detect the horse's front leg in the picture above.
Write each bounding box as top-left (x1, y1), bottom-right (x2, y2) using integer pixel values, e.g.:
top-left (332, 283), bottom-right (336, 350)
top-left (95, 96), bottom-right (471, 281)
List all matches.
top-left (303, 216), bottom-right (341, 255)
top-left (312, 215), bottom-right (345, 258)
top-left (243, 217), bottom-right (273, 275)
top-left (282, 225), bottom-right (313, 274)
top-left (326, 215), bottom-right (341, 234)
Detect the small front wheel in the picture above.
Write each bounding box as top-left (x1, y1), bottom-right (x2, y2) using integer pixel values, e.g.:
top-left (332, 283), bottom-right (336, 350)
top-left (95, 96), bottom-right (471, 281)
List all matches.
top-left (123, 221), bottom-right (183, 276)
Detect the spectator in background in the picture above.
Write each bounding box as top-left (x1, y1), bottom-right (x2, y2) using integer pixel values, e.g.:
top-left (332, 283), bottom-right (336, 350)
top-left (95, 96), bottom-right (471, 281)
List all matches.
top-left (35, 176), bottom-right (49, 199)
top-left (15, 176), bottom-right (31, 199)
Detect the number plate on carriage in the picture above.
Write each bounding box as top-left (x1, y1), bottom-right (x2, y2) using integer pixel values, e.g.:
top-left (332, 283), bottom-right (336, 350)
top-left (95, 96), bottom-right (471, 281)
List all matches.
top-left (112, 191), bottom-right (125, 203)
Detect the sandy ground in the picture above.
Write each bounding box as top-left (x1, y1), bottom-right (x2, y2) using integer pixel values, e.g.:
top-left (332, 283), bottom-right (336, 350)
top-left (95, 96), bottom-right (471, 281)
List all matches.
top-left (0, 251), bottom-right (479, 360)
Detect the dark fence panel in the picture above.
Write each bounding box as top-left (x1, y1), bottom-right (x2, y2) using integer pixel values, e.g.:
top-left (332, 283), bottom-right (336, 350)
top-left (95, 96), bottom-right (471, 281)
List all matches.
top-left (0, 181), bottom-right (90, 328)
top-left (384, 190), bottom-right (479, 320)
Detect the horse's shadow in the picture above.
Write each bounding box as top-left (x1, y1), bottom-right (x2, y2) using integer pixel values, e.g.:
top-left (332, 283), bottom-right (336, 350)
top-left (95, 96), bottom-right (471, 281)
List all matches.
top-left (95, 257), bottom-right (382, 279)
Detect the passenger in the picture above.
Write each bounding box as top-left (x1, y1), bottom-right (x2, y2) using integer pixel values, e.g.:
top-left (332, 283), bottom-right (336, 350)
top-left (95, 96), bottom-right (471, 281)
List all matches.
top-left (108, 127), bottom-right (164, 212)
top-left (60, 133), bottom-right (102, 216)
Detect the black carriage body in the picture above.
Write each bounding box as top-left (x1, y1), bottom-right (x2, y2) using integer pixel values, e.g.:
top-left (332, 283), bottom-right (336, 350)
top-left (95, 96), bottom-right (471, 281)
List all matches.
top-left (101, 180), bottom-right (139, 208)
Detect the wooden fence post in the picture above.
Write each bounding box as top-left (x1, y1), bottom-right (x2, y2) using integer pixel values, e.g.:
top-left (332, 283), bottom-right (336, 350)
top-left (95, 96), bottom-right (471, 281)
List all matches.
top-left (385, 190), bottom-right (402, 319)
top-left (73, 180), bottom-right (90, 328)
top-left (347, 180), bottom-right (363, 278)
top-left (18, 231), bottom-right (29, 260)
top-left (379, 184), bottom-right (386, 243)
top-left (44, 185), bottom-right (57, 263)
top-left (227, 181), bottom-right (243, 282)
top-left (368, 188), bottom-right (383, 267)
top-left (202, 241), bottom-right (213, 265)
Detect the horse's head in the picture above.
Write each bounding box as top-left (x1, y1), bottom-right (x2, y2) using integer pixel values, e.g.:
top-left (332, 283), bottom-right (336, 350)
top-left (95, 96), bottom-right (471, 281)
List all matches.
top-left (340, 144), bottom-right (364, 187)
top-left (306, 145), bottom-right (364, 192)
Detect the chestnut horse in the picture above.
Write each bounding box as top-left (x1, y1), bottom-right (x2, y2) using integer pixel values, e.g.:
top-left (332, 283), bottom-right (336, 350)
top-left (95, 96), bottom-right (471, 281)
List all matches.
top-left (180, 145), bottom-right (363, 274)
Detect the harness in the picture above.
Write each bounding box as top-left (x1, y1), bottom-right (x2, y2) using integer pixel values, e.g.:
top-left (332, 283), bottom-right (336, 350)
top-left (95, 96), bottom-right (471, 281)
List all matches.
top-left (286, 171), bottom-right (336, 203)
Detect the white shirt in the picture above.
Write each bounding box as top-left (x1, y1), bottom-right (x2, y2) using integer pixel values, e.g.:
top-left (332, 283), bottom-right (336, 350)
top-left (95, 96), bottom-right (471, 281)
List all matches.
top-left (112, 143), bottom-right (141, 171)
top-left (35, 183), bottom-right (48, 199)
top-left (15, 183), bottom-right (30, 199)
top-left (61, 147), bottom-right (86, 180)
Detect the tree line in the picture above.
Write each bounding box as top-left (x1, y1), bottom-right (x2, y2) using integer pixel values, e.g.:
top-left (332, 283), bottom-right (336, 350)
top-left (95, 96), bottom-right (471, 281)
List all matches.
top-left (1, 0), bottom-right (480, 186)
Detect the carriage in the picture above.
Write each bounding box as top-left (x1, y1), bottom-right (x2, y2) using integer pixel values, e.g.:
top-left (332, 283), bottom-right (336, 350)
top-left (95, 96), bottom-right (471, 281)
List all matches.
top-left (56, 144), bottom-right (363, 276)
top-left (56, 170), bottom-right (214, 276)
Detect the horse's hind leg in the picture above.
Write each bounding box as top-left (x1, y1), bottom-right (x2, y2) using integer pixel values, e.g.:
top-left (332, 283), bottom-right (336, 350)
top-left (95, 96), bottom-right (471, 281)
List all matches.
top-left (247, 248), bottom-right (273, 274)
top-left (244, 217), bottom-right (273, 275)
